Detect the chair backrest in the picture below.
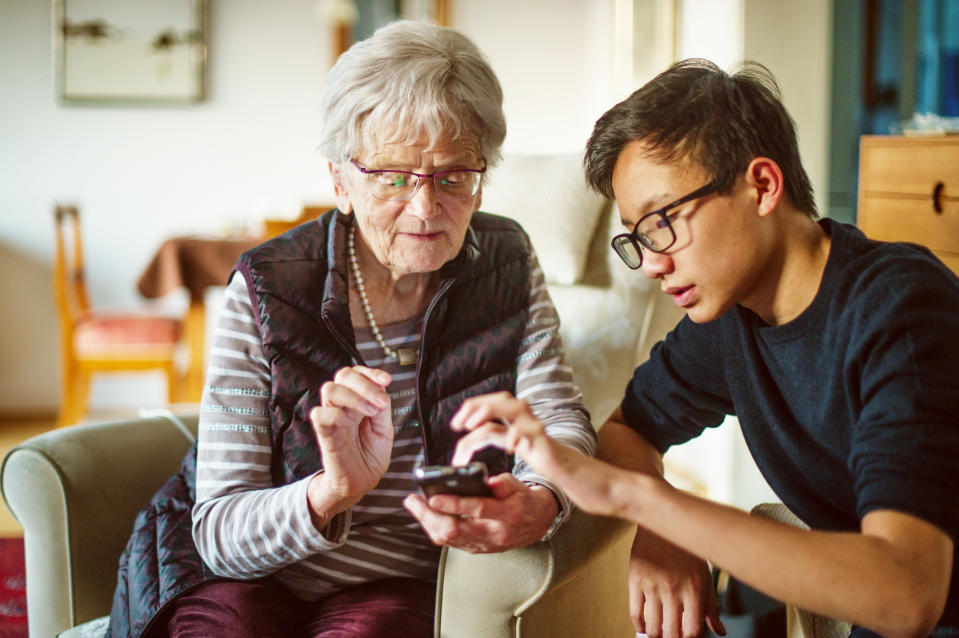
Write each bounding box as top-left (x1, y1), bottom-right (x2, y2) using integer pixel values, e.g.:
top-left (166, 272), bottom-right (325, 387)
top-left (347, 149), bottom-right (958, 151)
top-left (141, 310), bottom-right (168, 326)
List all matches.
top-left (53, 205), bottom-right (90, 335)
top-left (261, 204), bottom-right (333, 239)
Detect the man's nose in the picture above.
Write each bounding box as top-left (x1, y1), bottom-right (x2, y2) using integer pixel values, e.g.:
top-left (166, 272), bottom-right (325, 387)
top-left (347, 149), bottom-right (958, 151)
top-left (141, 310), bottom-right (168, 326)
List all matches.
top-left (640, 249), bottom-right (673, 279)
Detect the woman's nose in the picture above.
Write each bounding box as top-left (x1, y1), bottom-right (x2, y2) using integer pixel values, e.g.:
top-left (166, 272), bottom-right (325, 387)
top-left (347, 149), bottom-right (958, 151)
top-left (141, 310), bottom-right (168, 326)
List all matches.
top-left (404, 178), bottom-right (441, 217)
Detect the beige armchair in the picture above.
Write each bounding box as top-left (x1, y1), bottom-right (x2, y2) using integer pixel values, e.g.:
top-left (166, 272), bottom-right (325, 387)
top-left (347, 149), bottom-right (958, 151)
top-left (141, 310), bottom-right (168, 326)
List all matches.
top-left (1, 413), bottom-right (197, 638)
top-left (2, 413), bottom-right (635, 638)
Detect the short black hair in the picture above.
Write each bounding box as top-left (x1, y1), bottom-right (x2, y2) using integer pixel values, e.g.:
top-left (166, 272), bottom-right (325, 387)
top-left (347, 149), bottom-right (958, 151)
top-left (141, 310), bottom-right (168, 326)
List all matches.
top-left (584, 58), bottom-right (817, 218)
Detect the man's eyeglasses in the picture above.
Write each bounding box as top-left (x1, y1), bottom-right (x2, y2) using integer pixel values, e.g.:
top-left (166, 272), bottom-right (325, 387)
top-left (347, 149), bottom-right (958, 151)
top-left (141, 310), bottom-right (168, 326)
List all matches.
top-left (611, 181), bottom-right (718, 269)
top-left (350, 159), bottom-right (487, 202)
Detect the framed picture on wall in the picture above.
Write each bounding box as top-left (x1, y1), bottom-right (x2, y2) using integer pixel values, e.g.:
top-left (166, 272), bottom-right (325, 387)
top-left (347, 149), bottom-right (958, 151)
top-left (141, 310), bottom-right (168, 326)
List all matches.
top-left (54, 0), bottom-right (207, 104)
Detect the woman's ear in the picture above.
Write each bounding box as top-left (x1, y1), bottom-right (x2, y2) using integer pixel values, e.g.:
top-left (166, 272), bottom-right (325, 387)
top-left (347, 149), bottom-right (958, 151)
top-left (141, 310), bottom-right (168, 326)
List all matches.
top-left (745, 157), bottom-right (784, 217)
top-left (329, 161), bottom-right (353, 214)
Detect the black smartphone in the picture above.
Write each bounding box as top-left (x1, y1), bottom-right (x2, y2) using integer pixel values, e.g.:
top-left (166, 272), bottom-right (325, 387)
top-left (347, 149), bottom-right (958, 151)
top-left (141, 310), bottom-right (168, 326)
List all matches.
top-left (413, 461), bottom-right (494, 498)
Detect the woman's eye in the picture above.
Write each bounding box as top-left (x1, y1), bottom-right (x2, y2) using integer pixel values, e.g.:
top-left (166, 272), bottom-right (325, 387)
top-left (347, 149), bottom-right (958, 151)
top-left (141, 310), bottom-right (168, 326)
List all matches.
top-left (439, 172), bottom-right (465, 185)
top-left (374, 172), bottom-right (408, 187)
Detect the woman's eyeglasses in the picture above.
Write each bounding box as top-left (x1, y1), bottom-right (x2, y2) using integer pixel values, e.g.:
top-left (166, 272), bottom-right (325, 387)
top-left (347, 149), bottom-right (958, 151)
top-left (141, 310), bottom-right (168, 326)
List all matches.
top-left (351, 159), bottom-right (487, 202)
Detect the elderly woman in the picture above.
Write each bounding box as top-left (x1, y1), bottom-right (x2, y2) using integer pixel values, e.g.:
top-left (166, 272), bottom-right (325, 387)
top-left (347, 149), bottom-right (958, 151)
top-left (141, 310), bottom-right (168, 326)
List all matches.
top-left (107, 20), bottom-right (595, 638)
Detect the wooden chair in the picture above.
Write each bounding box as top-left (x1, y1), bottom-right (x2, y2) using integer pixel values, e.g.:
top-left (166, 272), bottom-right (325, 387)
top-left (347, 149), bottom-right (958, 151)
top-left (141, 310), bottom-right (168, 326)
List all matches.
top-left (261, 204), bottom-right (333, 239)
top-left (53, 205), bottom-right (183, 428)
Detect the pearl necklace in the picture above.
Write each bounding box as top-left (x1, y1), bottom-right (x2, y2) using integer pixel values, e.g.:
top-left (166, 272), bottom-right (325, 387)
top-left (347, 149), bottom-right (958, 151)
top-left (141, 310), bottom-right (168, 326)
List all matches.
top-left (348, 224), bottom-right (420, 366)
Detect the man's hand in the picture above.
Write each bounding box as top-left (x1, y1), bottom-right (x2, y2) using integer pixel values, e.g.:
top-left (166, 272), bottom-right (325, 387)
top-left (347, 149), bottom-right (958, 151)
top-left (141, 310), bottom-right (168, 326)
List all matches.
top-left (403, 473), bottom-right (559, 553)
top-left (449, 391), bottom-right (649, 521)
top-left (449, 391), bottom-right (573, 478)
top-left (307, 366), bottom-right (394, 528)
top-left (629, 525), bottom-right (725, 638)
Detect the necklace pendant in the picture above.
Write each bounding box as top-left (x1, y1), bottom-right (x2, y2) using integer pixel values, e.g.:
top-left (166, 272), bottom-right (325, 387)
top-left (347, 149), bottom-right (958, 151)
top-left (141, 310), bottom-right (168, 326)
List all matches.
top-left (396, 347), bottom-right (419, 366)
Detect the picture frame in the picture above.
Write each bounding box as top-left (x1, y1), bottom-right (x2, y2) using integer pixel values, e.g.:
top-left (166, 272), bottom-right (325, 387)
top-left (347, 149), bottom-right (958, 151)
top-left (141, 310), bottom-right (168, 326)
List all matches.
top-left (54, 0), bottom-right (208, 104)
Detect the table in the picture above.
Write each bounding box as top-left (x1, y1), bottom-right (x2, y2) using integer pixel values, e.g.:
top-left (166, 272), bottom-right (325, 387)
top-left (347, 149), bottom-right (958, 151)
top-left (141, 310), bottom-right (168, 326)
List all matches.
top-left (137, 235), bottom-right (261, 401)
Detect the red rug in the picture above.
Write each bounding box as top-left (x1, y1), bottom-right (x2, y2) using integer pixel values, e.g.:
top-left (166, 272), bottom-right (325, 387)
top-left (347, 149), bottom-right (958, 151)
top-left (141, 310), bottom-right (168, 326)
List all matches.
top-left (0, 538), bottom-right (26, 637)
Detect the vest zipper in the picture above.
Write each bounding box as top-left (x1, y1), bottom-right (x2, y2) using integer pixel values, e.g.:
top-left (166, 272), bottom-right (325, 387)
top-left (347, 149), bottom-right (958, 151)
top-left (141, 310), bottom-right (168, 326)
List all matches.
top-left (320, 312), bottom-right (365, 367)
top-left (415, 276), bottom-right (456, 463)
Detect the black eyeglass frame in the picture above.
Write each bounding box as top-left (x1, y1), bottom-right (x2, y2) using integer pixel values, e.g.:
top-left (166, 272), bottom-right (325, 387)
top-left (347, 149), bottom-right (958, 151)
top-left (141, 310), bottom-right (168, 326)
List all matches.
top-left (611, 181), bottom-right (718, 269)
top-left (350, 159), bottom-right (488, 201)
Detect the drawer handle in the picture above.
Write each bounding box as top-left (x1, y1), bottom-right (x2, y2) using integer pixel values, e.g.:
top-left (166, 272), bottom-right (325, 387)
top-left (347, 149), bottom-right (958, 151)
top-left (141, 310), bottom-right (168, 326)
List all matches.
top-left (932, 182), bottom-right (944, 214)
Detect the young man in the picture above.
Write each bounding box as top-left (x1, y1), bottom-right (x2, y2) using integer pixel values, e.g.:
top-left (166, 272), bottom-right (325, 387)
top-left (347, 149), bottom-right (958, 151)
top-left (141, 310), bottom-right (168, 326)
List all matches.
top-left (449, 59), bottom-right (959, 638)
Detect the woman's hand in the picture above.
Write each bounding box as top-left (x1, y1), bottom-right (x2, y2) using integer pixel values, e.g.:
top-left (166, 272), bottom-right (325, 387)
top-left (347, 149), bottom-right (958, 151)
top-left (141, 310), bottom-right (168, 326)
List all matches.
top-left (307, 366), bottom-right (394, 529)
top-left (403, 473), bottom-right (559, 553)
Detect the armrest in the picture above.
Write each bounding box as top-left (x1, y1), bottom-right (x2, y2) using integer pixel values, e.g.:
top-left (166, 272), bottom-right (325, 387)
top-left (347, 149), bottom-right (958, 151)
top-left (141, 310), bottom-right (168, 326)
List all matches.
top-left (435, 508), bottom-right (636, 638)
top-left (1, 414), bottom-right (198, 638)
top-left (749, 503), bottom-right (852, 638)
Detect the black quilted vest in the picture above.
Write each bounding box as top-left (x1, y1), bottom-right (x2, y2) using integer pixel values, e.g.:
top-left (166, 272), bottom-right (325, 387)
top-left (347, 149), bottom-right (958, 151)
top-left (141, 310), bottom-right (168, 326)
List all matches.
top-left (108, 210), bottom-right (531, 637)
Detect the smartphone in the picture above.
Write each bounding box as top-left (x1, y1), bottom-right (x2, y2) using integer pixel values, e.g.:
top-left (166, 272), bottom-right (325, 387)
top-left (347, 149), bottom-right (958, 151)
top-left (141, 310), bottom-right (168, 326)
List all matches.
top-left (413, 461), bottom-right (493, 498)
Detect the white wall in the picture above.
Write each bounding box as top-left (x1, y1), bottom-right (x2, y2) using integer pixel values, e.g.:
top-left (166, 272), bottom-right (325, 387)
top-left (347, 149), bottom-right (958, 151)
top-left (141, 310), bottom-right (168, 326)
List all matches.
top-left (678, 0), bottom-right (833, 218)
top-left (0, 0), bottom-right (618, 412)
top-left (454, 0), bottom-right (616, 153)
top-left (742, 0), bottom-right (832, 219)
top-left (1, 0), bottom-right (337, 411)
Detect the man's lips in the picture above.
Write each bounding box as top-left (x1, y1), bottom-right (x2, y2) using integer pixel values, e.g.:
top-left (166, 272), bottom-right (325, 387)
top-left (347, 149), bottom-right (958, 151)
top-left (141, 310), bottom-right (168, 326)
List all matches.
top-left (663, 284), bottom-right (695, 307)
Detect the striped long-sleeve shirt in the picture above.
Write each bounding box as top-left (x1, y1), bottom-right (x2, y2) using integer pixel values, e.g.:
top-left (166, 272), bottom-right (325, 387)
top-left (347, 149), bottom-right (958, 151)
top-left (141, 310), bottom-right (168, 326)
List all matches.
top-left (191, 252), bottom-right (596, 601)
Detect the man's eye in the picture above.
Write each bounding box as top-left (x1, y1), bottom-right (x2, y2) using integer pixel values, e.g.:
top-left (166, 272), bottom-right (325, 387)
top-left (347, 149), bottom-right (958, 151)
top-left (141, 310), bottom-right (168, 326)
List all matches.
top-left (662, 210), bottom-right (682, 226)
top-left (652, 215), bottom-right (673, 230)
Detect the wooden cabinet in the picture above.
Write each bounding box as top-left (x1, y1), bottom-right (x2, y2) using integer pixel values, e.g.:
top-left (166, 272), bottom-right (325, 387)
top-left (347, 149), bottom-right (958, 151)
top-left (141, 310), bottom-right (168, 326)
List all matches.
top-left (857, 135), bottom-right (959, 276)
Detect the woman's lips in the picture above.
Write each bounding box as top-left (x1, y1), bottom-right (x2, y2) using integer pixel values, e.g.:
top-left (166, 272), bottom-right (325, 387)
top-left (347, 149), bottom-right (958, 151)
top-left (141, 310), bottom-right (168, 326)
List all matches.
top-left (403, 231), bottom-right (442, 241)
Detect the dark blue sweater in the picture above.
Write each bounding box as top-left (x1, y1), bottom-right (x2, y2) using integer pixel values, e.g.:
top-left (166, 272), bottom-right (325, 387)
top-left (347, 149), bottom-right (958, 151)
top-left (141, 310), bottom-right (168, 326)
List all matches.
top-left (622, 219), bottom-right (959, 633)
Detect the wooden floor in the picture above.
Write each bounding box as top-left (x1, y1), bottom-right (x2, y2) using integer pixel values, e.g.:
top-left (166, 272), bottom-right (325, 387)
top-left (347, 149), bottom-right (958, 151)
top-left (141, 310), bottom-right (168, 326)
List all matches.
top-left (0, 409), bottom-right (144, 537)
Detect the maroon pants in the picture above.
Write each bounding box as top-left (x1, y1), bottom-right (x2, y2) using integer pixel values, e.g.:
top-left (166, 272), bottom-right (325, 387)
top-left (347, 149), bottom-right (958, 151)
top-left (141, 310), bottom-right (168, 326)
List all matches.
top-left (147, 577), bottom-right (436, 638)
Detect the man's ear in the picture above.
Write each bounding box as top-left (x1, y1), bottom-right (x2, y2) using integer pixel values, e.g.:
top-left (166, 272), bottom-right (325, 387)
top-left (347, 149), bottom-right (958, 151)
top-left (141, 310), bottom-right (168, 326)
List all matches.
top-left (745, 157), bottom-right (784, 217)
top-left (328, 161), bottom-right (353, 214)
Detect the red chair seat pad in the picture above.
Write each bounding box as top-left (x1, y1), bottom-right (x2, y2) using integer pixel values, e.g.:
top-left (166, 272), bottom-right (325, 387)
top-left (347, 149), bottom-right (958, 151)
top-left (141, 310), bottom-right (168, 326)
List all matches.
top-left (74, 315), bottom-right (182, 353)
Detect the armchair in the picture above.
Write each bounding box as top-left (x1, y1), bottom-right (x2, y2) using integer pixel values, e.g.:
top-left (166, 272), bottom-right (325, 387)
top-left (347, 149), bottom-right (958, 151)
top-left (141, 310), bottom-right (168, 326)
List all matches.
top-left (2, 413), bottom-right (635, 638)
top-left (1, 413), bottom-right (197, 638)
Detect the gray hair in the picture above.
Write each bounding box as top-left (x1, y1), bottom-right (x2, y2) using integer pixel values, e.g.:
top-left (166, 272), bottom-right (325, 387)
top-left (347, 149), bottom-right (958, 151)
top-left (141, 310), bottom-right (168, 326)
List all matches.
top-left (319, 20), bottom-right (506, 167)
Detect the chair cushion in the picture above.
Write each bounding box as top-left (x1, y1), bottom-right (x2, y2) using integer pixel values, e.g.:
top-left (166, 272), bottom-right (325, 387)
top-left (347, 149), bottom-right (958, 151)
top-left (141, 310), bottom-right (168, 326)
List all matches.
top-left (57, 615), bottom-right (108, 638)
top-left (481, 153), bottom-right (608, 285)
top-left (751, 503), bottom-right (853, 638)
top-left (74, 315), bottom-right (181, 353)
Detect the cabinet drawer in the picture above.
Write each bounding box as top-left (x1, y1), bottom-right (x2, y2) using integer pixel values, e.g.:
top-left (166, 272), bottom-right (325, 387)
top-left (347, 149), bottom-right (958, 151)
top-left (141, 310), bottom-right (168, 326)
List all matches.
top-left (858, 195), bottom-right (959, 255)
top-left (859, 137), bottom-right (959, 197)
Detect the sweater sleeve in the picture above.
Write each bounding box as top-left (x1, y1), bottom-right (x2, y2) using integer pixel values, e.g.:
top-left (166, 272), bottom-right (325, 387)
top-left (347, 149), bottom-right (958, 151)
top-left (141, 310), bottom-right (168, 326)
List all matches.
top-left (191, 274), bottom-right (350, 580)
top-left (847, 253), bottom-right (959, 536)
top-left (511, 249), bottom-right (597, 530)
top-left (620, 315), bottom-right (732, 454)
